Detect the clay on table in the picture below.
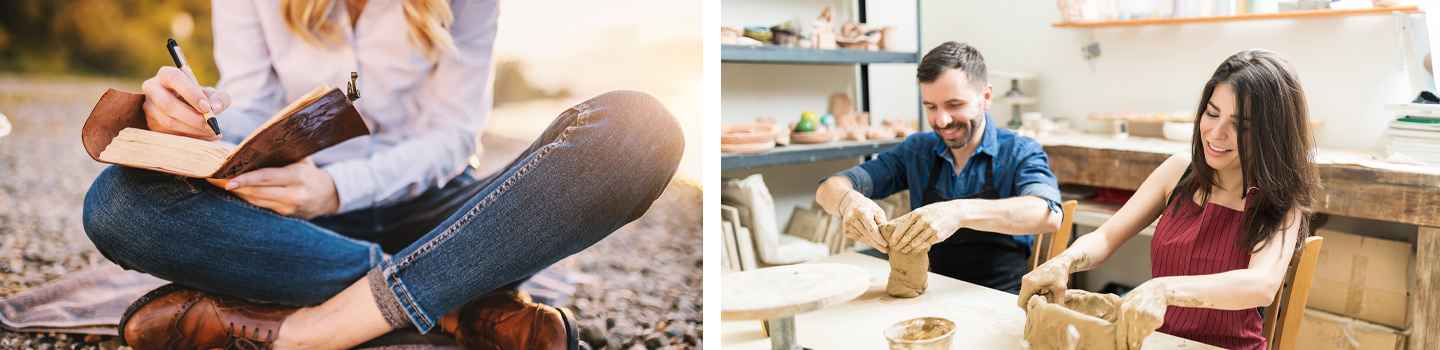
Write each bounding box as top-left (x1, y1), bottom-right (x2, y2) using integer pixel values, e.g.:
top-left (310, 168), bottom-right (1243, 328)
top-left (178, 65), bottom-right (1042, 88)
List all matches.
top-left (880, 224), bottom-right (928, 298)
top-left (1023, 290), bottom-right (1132, 350)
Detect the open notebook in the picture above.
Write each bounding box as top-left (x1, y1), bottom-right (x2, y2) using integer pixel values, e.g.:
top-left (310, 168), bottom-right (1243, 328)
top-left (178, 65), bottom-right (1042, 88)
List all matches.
top-left (81, 84), bottom-right (369, 179)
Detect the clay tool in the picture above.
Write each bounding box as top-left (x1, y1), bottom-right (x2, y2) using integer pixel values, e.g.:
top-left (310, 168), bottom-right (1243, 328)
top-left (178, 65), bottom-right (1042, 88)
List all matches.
top-left (166, 38), bottom-right (221, 135)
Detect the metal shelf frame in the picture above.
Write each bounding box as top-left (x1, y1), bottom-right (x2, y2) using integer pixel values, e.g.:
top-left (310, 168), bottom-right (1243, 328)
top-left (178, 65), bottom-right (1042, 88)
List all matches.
top-left (720, 139), bottom-right (904, 171)
top-left (720, 0), bottom-right (924, 170)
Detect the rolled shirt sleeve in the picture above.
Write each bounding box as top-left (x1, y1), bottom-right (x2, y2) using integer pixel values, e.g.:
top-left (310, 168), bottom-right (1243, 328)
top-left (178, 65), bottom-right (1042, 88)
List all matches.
top-left (823, 135), bottom-right (920, 200)
top-left (322, 0), bottom-right (497, 213)
top-left (1014, 141), bottom-right (1062, 213)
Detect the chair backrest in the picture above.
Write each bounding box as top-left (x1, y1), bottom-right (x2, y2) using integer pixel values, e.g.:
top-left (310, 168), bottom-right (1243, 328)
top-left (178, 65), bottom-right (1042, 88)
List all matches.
top-left (1261, 236), bottom-right (1323, 350)
top-left (1030, 200), bottom-right (1079, 271)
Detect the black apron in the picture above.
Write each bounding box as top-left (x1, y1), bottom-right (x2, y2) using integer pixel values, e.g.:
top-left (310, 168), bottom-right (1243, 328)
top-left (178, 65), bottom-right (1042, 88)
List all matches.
top-left (921, 157), bottom-right (1031, 294)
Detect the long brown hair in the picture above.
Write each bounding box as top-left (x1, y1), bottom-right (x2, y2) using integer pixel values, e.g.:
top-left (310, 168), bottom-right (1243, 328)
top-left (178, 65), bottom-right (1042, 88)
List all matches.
top-left (1171, 49), bottom-right (1320, 254)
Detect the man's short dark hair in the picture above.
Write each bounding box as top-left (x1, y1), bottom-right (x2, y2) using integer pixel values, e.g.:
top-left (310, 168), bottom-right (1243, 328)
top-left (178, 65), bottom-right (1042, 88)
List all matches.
top-left (917, 41), bottom-right (987, 90)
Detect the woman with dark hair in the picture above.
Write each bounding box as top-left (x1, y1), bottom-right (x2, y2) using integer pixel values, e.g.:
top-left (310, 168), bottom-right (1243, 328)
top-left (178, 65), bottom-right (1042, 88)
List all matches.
top-left (1017, 49), bottom-right (1320, 350)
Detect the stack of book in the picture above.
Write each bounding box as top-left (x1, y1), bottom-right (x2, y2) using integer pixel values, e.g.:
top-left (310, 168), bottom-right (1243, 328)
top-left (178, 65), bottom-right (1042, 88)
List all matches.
top-left (1382, 103), bottom-right (1440, 165)
top-left (1386, 118), bottom-right (1440, 164)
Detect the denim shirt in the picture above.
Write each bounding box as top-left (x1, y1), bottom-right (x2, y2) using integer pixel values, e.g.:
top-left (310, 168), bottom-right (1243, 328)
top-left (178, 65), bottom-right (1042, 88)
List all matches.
top-left (829, 113), bottom-right (1061, 248)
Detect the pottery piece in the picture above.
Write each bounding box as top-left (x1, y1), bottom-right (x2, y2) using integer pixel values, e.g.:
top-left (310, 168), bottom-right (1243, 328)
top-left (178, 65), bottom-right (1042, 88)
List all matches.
top-left (721, 141), bottom-right (776, 154)
top-left (828, 93), bottom-right (854, 127)
top-left (770, 25), bottom-right (798, 46)
top-left (812, 6), bottom-right (837, 50)
top-left (743, 27), bottom-right (771, 43)
top-left (791, 130), bottom-right (836, 144)
top-left (721, 120), bottom-right (783, 145)
top-left (884, 317), bottom-right (955, 350)
top-left (773, 124), bottom-right (791, 146)
top-left (721, 27), bottom-right (741, 46)
top-left (1023, 291), bottom-right (1134, 350)
top-left (879, 26), bottom-right (900, 51)
top-left (837, 20), bottom-right (880, 51)
top-left (866, 126), bottom-right (896, 140)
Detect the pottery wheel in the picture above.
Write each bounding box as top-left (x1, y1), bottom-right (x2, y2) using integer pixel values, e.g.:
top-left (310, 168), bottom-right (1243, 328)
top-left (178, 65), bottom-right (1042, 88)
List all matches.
top-left (721, 263), bottom-right (870, 320)
top-left (722, 264), bottom-right (870, 350)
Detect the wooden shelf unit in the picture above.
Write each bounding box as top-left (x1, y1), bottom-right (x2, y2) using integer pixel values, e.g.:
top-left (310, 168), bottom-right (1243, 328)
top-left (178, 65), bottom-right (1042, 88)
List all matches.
top-left (721, 45), bottom-right (919, 65)
top-left (1052, 5), bottom-right (1418, 28)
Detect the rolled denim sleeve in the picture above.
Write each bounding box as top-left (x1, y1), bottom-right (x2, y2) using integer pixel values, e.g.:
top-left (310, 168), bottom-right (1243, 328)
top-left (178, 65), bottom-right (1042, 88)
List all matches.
top-left (831, 166), bottom-right (875, 198)
top-left (820, 136), bottom-right (917, 199)
top-left (1016, 141), bottom-right (1062, 213)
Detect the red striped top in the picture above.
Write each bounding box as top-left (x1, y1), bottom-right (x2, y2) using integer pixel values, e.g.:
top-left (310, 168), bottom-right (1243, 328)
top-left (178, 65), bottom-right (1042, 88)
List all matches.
top-left (1150, 188), bottom-right (1266, 350)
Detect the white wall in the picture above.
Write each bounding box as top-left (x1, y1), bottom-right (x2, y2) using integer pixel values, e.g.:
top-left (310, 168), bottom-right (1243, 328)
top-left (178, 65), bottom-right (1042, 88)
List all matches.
top-left (906, 0), bottom-right (1424, 152)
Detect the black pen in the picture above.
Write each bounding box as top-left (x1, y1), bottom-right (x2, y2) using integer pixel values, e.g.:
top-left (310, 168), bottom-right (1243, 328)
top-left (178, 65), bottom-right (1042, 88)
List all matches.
top-left (166, 38), bottom-right (221, 135)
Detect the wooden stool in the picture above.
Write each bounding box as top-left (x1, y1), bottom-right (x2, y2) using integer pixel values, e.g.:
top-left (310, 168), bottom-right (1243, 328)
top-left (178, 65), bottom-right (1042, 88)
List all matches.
top-left (721, 263), bottom-right (870, 350)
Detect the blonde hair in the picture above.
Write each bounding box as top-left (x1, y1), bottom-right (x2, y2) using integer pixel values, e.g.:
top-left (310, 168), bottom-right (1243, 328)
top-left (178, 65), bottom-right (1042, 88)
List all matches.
top-left (280, 0), bottom-right (458, 60)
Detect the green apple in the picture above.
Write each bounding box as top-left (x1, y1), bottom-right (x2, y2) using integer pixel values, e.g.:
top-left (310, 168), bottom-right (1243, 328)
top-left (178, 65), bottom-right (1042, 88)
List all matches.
top-left (796, 118), bottom-right (816, 132)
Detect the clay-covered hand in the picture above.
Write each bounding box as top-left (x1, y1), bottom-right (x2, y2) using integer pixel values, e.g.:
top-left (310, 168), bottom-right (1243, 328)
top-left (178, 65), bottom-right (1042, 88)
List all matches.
top-left (888, 203), bottom-right (962, 253)
top-left (206, 157), bottom-right (340, 219)
top-left (1115, 280), bottom-right (1172, 350)
top-left (1017, 252), bottom-right (1079, 309)
top-left (839, 193), bottom-right (889, 253)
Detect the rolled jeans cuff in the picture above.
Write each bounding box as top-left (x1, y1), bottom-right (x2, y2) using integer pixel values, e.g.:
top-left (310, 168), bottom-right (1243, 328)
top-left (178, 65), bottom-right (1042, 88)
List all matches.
top-left (368, 266), bottom-right (413, 330)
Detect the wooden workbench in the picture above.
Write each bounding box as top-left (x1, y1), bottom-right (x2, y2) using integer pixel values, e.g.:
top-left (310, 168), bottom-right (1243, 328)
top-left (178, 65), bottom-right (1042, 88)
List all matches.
top-left (1042, 134), bottom-right (1440, 350)
top-left (719, 252), bottom-right (1222, 349)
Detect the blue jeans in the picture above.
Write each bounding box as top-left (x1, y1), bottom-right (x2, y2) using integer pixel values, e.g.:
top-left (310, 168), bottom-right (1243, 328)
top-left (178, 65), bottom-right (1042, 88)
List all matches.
top-left (82, 91), bottom-right (684, 333)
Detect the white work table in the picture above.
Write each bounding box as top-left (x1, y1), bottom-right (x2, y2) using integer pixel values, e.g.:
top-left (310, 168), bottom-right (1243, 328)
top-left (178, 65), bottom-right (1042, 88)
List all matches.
top-left (719, 252), bottom-right (1223, 350)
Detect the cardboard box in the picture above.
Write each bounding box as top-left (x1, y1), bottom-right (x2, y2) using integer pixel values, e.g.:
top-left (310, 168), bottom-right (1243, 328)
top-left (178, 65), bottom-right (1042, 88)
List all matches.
top-left (1307, 229), bottom-right (1414, 329)
top-left (1295, 308), bottom-right (1406, 350)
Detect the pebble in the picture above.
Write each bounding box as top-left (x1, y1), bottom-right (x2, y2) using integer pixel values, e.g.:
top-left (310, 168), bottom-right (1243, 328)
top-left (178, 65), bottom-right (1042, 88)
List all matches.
top-left (642, 333), bottom-right (667, 349)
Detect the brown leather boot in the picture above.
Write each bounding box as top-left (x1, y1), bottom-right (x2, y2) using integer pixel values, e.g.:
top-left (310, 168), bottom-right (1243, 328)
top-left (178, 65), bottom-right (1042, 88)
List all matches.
top-left (119, 283), bottom-right (300, 350)
top-left (452, 289), bottom-right (579, 350)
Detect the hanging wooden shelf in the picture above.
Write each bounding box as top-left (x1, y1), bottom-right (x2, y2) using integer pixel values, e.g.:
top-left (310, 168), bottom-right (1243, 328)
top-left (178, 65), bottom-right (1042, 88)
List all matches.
top-left (1052, 5), bottom-right (1418, 28)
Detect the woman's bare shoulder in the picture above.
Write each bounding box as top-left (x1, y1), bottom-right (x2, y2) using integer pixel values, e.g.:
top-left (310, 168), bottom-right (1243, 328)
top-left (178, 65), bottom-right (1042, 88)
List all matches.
top-left (1153, 153), bottom-right (1192, 200)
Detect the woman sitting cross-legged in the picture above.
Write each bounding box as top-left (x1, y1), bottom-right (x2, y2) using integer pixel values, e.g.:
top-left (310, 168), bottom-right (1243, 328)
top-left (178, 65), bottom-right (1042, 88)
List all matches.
top-left (81, 0), bottom-right (684, 349)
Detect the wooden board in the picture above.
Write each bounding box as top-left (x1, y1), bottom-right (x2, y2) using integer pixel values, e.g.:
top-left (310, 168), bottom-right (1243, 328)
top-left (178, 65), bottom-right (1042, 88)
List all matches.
top-left (1044, 145), bottom-right (1168, 191)
top-left (1314, 166), bottom-right (1440, 227)
top-left (720, 263), bottom-right (870, 321)
top-left (1414, 226), bottom-right (1440, 350)
top-left (719, 253), bottom-right (1222, 350)
top-left (1051, 6), bottom-right (1418, 28)
top-left (1044, 145), bottom-right (1440, 227)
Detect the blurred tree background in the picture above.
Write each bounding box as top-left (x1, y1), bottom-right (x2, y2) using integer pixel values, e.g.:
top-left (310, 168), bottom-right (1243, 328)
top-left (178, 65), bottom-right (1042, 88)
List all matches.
top-left (0, 0), bottom-right (218, 84)
top-left (0, 0), bottom-right (559, 107)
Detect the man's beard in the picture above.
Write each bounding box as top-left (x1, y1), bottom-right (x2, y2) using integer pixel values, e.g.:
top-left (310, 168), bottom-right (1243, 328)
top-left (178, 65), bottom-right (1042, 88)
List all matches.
top-left (934, 118), bottom-right (981, 149)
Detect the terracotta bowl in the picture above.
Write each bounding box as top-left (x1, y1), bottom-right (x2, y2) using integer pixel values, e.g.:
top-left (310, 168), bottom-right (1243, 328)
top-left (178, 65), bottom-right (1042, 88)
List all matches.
top-left (721, 141), bottom-right (775, 154)
top-left (721, 122), bottom-right (781, 145)
top-left (791, 130), bottom-right (836, 144)
top-left (721, 130), bottom-right (776, 145)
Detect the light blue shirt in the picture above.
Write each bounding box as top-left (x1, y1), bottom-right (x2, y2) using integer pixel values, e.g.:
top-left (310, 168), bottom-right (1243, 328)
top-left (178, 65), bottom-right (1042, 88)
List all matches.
top-left (213, 0), bottom-right (497, 213)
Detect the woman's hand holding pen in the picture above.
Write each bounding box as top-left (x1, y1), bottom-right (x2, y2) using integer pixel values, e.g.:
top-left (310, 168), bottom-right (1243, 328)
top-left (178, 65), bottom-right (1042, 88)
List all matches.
top-left (207, 158), bottom-right (341, 219)
top-left (140, 66), bottom-right (230, 141)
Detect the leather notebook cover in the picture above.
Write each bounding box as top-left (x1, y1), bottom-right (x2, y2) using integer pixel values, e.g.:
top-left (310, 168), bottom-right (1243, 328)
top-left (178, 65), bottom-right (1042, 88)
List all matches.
top-left (80, 88), bottom-right (370, 179)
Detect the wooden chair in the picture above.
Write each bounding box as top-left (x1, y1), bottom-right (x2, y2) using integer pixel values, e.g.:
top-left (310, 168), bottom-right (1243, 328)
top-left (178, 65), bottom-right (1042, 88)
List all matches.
top-left (1261, 236), bottom-right (1324, 350)
top-left (1029, 200), bottom-right (1079, 271)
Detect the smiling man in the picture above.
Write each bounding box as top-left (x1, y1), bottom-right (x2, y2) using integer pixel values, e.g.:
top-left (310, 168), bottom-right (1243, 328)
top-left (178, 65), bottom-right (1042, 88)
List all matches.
top-left (816, 41), bottom-right (1063, 293)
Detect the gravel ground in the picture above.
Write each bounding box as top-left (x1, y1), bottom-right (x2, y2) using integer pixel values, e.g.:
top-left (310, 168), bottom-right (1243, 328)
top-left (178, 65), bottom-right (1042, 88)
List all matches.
top-left (0, 74), bottom-right (702, 350)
